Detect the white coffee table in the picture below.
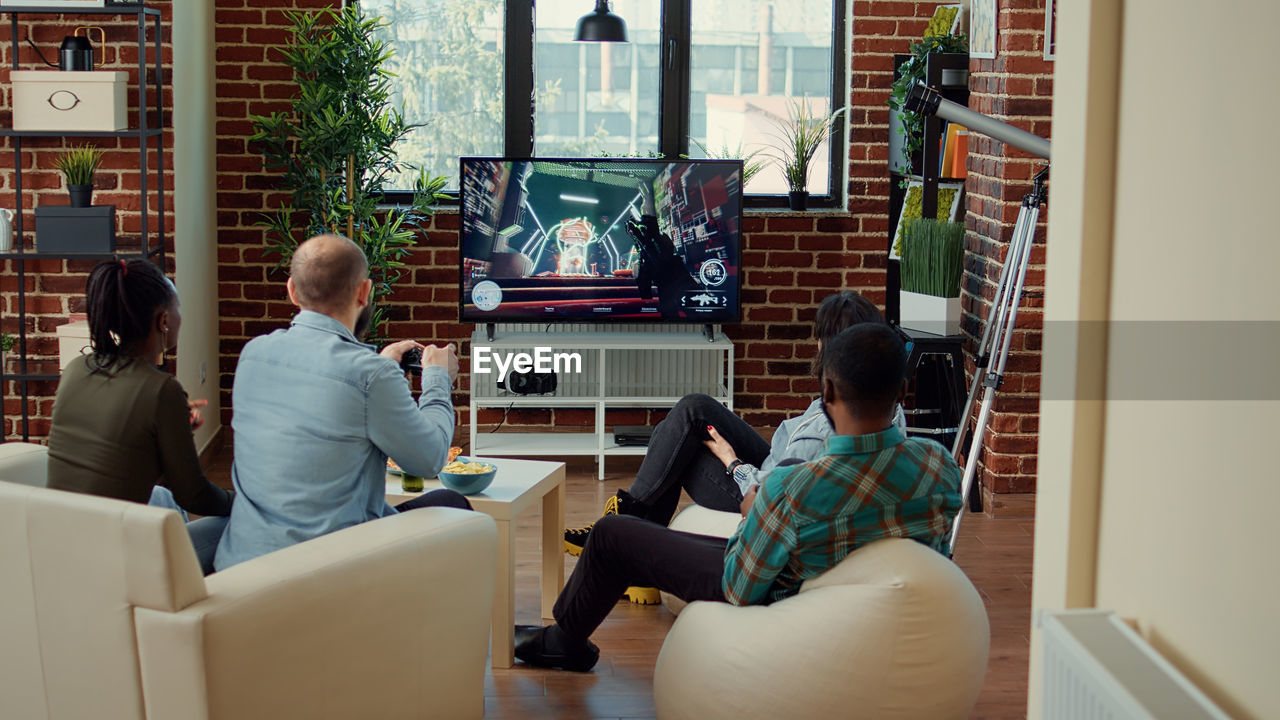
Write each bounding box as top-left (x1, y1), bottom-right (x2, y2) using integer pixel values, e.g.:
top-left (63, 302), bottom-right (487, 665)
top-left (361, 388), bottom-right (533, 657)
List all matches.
top-left (387, 456), bottom-right (565, 668)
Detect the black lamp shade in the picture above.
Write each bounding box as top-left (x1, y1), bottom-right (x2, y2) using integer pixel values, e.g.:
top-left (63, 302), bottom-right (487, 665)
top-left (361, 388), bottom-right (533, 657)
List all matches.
top-left (575, 0), bottom-right (628, 42)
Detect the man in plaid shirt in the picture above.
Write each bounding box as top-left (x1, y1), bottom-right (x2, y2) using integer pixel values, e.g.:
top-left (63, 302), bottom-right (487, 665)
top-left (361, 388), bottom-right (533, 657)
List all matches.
top-left (514, 323), bottom-right (963, 672)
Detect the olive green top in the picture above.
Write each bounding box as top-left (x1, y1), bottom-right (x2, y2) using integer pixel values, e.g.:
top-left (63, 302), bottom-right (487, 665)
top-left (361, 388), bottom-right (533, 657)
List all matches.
top-left (47, 355), bottom-right (232, 517)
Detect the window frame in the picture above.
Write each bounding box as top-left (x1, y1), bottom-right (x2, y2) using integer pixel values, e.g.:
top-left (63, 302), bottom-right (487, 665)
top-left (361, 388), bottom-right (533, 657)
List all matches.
top-left (378, 1), bottom-right (847, 210)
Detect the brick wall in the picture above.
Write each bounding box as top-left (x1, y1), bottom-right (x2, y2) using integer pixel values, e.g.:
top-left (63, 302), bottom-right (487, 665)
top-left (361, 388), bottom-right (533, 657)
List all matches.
top-left (212, 0), bottom-right (931, 435)
top-left (962, 0), bottom-right (1054, 505)
top-left (0, 0), bottom-right (1053, 510)
top-left (0, 2), bottom-right (174, 439)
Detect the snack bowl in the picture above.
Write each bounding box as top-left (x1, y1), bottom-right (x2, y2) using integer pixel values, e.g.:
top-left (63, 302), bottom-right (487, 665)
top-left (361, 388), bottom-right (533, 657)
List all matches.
top-left (438, 456), bottom-right (497, 495)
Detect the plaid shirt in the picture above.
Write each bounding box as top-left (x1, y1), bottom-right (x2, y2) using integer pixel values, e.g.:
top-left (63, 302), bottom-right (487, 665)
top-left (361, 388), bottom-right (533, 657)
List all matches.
top-left (722, 426), bottom-right (962, 605)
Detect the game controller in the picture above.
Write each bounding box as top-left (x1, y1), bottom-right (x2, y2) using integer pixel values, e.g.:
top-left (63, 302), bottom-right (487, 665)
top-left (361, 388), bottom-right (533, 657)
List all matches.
top-left (399, 347), bottom-right (423, 375)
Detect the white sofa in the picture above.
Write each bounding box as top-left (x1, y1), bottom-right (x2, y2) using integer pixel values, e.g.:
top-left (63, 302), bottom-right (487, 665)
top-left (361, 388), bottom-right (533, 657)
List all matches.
top-left (0, 440), bottom-right (51, 487)
top-left (0, 480), bottom-right (498, 720)
top-left (654, 504), bottom-right (990, 720)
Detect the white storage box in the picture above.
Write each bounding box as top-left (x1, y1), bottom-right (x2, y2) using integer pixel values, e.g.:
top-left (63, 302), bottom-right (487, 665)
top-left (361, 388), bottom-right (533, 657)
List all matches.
top-left (57, 320), bottom-right (90, 369)
top-left (12, 70), bottom-right (128, 132)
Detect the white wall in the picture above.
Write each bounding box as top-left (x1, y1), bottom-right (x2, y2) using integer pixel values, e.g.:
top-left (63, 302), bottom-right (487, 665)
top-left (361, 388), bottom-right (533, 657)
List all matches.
top-left (170, 0), bottom-right (221, 451)
top-left (1031, 1), bottom-right (1280, 718)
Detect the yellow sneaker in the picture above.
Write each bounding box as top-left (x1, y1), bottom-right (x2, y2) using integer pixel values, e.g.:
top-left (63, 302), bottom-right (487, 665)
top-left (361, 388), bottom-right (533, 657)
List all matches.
top-left (563, 493), bottom-right (623, 557)
top-left (624, 586), bottom-right (661, 605)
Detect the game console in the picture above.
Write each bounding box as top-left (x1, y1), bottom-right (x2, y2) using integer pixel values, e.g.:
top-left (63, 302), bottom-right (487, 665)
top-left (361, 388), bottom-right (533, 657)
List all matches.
top-left (613, 425), bottom-right (653, 447)
top-left (498, 370), bottom-right (557, 395)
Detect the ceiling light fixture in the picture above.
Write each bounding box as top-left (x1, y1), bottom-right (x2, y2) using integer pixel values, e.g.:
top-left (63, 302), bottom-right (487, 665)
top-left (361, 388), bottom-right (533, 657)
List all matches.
top-left (574, 0), bottom-right (628, 43)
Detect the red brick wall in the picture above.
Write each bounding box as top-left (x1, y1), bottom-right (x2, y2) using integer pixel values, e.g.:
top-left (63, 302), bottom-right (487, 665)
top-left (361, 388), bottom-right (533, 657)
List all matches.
top-left (0, 0), bottom-right (1053, 508)
top-left (212, 0), bottom-right (927, 435)
top-left (0, 2), bottom-right (174, 439)
top-left (963, 0), bottom-right (1054, 502)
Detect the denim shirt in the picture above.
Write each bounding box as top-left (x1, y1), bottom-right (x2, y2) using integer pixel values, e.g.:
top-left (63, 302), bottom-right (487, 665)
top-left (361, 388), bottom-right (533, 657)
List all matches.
top-left (214, 311), bottom-right (454, 570)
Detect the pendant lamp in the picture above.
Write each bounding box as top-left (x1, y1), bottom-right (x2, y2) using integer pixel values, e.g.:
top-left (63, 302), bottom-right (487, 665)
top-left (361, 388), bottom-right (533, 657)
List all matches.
top-left (574, 0), bottom-right (628, 42)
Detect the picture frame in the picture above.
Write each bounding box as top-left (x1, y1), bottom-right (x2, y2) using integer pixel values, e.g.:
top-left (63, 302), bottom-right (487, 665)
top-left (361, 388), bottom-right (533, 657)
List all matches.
top-left (1044, 0), bottom-right (1057, 60)
top-left (969, 0), bottom-right (997, 60)
top-left (890, 180), bottom-right (965, 261)
top-left (925, 4), bottom-right (964, 38)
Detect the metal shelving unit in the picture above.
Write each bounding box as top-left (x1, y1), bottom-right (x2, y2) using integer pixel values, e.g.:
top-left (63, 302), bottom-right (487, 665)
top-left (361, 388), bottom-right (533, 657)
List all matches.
top-left (2, 5), bottom-right (166, 440)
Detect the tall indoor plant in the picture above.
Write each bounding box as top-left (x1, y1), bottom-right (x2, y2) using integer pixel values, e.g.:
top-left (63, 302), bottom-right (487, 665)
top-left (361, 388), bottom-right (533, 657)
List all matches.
top-left (250, 5), bottom-right (447, 338)
top-left (899, 217), bottom-right (965, 335)
top-left (766, 98), bottom-right (845, 211)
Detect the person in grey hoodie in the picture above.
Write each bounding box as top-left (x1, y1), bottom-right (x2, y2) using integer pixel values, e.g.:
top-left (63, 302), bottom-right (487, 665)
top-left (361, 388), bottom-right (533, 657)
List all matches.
top-left (564, 291), bottom-right (907, 604)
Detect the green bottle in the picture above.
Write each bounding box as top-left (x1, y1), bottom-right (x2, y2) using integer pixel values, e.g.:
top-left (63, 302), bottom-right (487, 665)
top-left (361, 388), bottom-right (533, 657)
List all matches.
top-left (401, 473), bottom-right (424, 493)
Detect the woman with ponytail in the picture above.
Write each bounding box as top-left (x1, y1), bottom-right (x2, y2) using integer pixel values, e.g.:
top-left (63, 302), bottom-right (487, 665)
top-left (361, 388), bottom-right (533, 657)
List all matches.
top-left (47, 259), bottom-right (233, 574)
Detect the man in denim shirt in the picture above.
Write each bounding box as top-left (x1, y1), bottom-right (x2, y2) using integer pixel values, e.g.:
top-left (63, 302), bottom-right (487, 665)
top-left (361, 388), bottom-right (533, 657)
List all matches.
top-left (215, 234), bottom-right (469, 570)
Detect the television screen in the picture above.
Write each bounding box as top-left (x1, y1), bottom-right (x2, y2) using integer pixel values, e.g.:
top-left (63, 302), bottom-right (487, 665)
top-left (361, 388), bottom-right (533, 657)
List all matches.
top-left (459, 158), bottom-right (743, 323)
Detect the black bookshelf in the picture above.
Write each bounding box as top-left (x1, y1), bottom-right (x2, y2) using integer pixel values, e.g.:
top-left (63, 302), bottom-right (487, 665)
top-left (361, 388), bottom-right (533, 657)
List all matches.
top-left (1, 5), bottom-right (166, 441)
top-left (886, 51), bottom-right (969, 325)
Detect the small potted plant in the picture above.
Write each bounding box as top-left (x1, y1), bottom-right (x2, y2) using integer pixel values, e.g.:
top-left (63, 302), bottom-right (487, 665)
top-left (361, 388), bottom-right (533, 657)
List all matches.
top-left (899, 217), bottom-right (964, 335)
top-left (766, 98), bottom-right (845, 211)
top-left (692, 138), bottom-right (768, 189)
top-left (1, 331), bottom-right (14, 374)
top-left (55, 144), bottom-right (104, 208)
top-left (39, 144), bottom-right (114, 253)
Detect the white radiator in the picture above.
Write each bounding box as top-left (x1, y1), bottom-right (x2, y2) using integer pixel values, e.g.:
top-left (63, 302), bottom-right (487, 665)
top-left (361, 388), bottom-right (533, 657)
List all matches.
top-left (1040, 610), bottom-right (1231, 720)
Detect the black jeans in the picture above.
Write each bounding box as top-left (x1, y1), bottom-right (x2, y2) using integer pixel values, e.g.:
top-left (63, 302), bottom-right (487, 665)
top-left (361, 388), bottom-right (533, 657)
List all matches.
top-left (628, 393), bottom-right (771, 525)
top-left (553, 514), bottom-right (728, 641)
top-left (394, 488), bottom-right (473, 512)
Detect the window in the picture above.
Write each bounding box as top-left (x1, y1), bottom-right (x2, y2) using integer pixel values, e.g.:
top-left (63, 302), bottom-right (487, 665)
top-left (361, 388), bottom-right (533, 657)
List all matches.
top-left (365, 0), bottom-right (845, 207)
top-left (363, 0), bottom-right (507, 193)
top-left (535, 2), bottom-right (662, 158)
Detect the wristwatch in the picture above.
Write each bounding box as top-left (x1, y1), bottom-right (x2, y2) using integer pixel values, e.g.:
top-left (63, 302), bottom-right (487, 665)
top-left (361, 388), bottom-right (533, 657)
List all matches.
top-left (726, 458), bottom-right (745, 477)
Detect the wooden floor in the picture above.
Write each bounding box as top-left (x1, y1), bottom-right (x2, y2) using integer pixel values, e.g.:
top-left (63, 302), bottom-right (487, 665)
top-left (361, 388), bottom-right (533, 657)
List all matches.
top-left (206, 447), bottom-right (1032, 719)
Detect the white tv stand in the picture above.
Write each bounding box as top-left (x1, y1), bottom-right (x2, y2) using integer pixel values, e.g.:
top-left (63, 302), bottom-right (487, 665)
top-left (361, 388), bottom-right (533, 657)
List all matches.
top-left (468, 327), bottom-right (734, 480)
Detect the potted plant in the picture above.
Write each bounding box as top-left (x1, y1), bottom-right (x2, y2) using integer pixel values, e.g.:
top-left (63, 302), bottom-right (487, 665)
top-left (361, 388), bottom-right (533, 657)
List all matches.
top-left (692, 138), bottom-right (767, 189)
top-left (886, 33), bottom-right (968, 173)
top-left (250, 5), bottom-right (447, 339)
top-left (899, 217), bottom-right (964, 336)
top-left (766, 98), bottom-right (845, 211)
top-left (55, 144), bottom-right (104, 208)
top-left (39, 144), bottom-right (114, 253)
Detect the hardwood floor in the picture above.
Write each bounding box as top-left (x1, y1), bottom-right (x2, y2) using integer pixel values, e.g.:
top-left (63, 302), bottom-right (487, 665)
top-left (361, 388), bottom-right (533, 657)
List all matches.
top-left (206, 447), bottom-right (1032, 719)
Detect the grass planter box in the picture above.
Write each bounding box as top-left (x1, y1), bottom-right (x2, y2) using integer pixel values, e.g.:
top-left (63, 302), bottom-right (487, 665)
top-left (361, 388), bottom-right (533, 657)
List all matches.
top-left (899, 216), bottom-right (965, 336)
top-left (35, 206), bottom-right (115, 254)
top-left (899, 290), bottom-right (961, 336)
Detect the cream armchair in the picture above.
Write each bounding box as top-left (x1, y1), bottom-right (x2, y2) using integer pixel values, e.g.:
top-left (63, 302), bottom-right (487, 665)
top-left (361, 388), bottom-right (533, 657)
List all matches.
top-left (654, 504), bottom-right (990, 720)
top-left (0, 482), bottom-right (498, 720)
top-left (0, 440), bottom-right (49, 487)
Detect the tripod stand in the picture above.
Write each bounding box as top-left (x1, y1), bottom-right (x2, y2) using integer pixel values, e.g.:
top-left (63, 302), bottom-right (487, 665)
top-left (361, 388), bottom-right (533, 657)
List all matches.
top-left (947, 166), bottom-right (1048, 556)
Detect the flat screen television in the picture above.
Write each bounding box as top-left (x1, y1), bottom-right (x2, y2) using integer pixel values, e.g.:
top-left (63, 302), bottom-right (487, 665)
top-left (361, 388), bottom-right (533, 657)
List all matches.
top-left (459, 157), bottom-right (743, 323)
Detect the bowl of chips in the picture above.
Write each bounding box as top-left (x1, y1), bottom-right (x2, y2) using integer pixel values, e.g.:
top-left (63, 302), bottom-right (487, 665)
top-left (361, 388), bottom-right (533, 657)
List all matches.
top-left (437, 456), bottom-right (497, 495)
